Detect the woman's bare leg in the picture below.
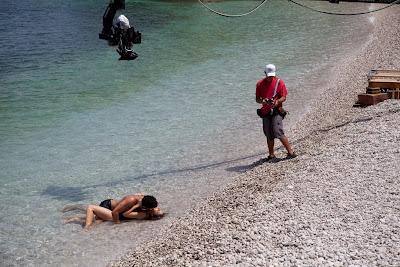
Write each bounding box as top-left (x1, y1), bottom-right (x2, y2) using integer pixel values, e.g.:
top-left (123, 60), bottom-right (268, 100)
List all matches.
top-left (61, 204), bottom-right (88, 213)
top-left (64, 215), bottom-right (104, 228)
top-left (84, 205), bottom-right (113, 229)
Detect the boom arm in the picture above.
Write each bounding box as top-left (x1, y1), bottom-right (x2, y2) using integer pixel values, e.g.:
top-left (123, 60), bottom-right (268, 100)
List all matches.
top-left (99, 0), bottom-right (126, 40)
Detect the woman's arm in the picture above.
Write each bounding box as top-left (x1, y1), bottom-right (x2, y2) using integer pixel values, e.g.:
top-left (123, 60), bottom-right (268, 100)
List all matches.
top-left (122, 203), bottom-right (141, 216)
top-left (121, 211), bottom-right (147, 220)
top-left (124, 208), bottom-right (164, 220)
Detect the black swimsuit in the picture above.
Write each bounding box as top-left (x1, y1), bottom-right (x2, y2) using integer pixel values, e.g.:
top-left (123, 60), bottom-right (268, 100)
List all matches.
top-left (99, 199), bottom-right (112, 210)
top-left (99, 199), bottom-right (146, 220)
top-left (118, 213), bottom-right (129, 220)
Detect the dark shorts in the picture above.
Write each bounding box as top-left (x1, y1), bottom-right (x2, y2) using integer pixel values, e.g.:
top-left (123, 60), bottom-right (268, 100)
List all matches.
top-left (99, 199), bottom-right (112, 210)
top-left (99, 199), bottom-right (130, 221)
top-left (262, 114), bottom-right (285, 141)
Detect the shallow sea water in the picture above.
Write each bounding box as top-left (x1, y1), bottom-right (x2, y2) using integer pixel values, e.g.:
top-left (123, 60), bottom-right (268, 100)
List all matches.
top-left (0, 0), bottom-right (375, 266)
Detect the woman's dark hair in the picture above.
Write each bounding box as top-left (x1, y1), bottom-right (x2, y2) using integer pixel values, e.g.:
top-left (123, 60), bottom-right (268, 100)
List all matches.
top-left (142, 195), bottom-right (158, 209)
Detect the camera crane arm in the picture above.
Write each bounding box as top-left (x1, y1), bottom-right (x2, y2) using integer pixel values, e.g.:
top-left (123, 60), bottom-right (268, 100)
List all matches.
top-left (99, 0), bottom-right (126, 41)
top-left (98, 0), bottom-right (141, 60)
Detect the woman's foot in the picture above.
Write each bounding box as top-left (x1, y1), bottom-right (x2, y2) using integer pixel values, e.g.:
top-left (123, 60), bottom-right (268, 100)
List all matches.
top-left (286, 152), bottom-right (297, 159)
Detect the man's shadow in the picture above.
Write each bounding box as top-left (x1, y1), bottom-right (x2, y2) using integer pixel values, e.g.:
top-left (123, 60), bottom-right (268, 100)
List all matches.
top-left (225, 156), bottom-right (288, 173)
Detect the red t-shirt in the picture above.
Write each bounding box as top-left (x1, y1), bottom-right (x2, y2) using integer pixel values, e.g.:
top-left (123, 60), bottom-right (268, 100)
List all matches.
top-left (256, 77), bottom-right (288, 114)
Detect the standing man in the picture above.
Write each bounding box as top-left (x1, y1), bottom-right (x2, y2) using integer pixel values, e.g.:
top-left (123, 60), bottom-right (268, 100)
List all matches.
top-left (256, 64), bottom-right (296, 160)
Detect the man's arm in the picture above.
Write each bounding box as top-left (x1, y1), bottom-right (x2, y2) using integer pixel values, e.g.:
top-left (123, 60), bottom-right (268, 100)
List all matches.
top-left (256, 81), bottom-right (264, 104)
top-left (111, 197), bottom-right (138, 223)
top-left (274, 79), bottom-right (288, 106)
top-left (256, 95), bottom-right (264, 104)
top-left (122, 203), bottom-right (141, 216)
top-left (274, 96), bottom-right (286, 106)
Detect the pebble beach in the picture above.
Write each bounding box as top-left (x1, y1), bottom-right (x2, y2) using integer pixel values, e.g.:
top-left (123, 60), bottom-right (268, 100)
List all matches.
top-left (111, 5), bottom-right (400, 267)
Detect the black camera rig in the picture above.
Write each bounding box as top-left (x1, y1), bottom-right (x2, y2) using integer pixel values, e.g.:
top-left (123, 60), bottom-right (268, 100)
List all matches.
top-left (99, 0), bottom-right (141, 60)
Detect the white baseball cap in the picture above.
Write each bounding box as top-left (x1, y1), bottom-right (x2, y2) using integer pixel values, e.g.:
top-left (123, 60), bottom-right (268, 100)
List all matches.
top-left (264, 64), bottom-right (276, 77)
top-left (115, 14), bottom-right (130, 30)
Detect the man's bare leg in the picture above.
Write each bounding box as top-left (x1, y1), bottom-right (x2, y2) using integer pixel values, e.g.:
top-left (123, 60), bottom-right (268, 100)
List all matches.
top-left (279, 136), bottom-right (294, 155)
top-left (267, 139), bottom-right (275, 157)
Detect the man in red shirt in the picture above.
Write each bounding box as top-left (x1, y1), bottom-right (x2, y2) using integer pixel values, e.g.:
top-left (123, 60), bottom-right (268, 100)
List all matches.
top-left (256, 64), bottom-right (296, 160)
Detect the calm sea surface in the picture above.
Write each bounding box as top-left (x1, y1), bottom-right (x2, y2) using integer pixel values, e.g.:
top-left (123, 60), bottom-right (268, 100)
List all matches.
top-left (0, 0), bottom-right (375, 266)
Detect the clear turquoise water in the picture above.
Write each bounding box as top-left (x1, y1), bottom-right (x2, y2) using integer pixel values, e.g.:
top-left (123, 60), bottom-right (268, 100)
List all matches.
top-left (0, 0), bottom-right (374, 266)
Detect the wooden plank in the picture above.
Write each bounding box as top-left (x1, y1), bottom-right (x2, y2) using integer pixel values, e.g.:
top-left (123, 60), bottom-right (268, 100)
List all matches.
top-left (357, 93), bottom-right (388, 106)
top-left (368, 79), bottom-right (400, 89)
top-left (369, 77), bottom-right (400, 82)
top-left (370, 69), bottom-right (400, 75)
top-left (368, 69), bottom-right (400, 79)
top-left (366, 87), bottom-right (381, 94)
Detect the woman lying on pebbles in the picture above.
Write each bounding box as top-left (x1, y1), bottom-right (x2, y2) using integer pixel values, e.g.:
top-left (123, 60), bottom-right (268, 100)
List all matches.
top-left (62, 193), bottom-right (164, 229)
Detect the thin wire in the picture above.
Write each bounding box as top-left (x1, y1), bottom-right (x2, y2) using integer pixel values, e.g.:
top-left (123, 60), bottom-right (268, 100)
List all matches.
top-left (197, 0), bottom-right (270, 17)
top-left (198, 0), bottom-right (400, 17)
top-left (287, 0), bottom-right (400, 16)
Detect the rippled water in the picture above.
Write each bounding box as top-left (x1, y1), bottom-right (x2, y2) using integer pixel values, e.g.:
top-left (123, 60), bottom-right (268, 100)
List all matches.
top-left (0, 0), bottom-right (374, 266)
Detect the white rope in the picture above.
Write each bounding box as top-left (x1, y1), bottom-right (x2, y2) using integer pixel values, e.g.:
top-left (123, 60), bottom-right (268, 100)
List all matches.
top-left (288, 0), bottom-right (400, 16)
top-left (198, 0), bottom-right (400, 17)
top-left (197, 0), bottom-right (270, 17)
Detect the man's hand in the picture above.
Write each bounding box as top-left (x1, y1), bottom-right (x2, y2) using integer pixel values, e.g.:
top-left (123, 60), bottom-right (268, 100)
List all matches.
top-left (111, 195), bottom-right (139, 223)
top-left (262, 98), bottom-right (274, 105)
top-left (112, 210), bottom-right (120, 223)
top-left (256, 96), bottom-right (264, 104)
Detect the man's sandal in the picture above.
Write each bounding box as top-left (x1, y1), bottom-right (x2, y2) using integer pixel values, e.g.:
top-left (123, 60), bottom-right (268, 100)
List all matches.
top-left (266, 155), bottom-right (276, 161)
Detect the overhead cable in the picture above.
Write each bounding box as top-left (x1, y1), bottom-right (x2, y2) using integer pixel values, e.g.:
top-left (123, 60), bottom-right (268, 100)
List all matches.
top-left (287, 0), bottom-right (400, 16)
top-left (197, 0), bottom-right (270, 17)
top-left (198, 0), bottom-right (400, 17)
